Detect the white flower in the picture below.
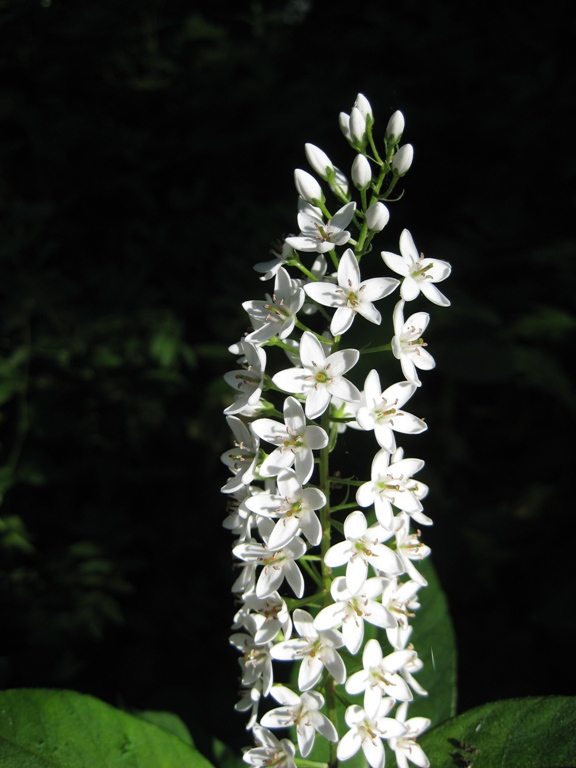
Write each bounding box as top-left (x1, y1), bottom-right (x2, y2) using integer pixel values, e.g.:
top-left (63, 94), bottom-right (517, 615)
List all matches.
top-left (251, 396), bottom-right (328, 484)
top-left (366, 201), bottom-right (390, 232)
top-left (350, 106), bottom-right (367, 143)
top-left (314, 576), bottom-right (396, 655)
top-left (243, 267), bottom-right (305, 344)
top-left (354, 93), bottom-right (373, 122)
top-left (254, 239), bottom-right (294, 281)
top-left (356, 369), bottom-right (427, 452)
top-left (285, 200), bottom-right (356, 254)
top-left (245, 468), bottom-right (325, 549)
top-left (224, 341), bottom-right (266, 415)
top-left (272, 332), bottom-right (361, 420)
top-left (260, 686), bottom-right (338, 758)
top-left (386, 110), bottom-right (405, 143)
top-left (391, 300), bottom-right (435, 387)
top-left (345, 639), bottom-right (416, 716)
top-left (243, 725), bottom-right (296, 768)
top-left (356, 448), bottom-right (430, 529)
top-left (270, 608), bottom-right (346, 691)
top-left (304, 249), bottom-right (399, 337)
top-left (381, 578), bottom-right (423, 650)
top-left (382, 229), bottom-right (451, 307)
top-left (394, 513), bottom-right (431, 586)
top-left (352, 154), bottom-right (372, 189)
top-left (388, 702), bottom-right (431, 768)
top-left (337, 701), bottom-right (406, 768)
top-left (233, 523), bottom-right (306, 599)
top-left (240, 592), bottom-right (293, 645)
top-left (305, 143), bottom-right (335, 180)
top-left (392, 144), bottom-right (414, 176)
top-left (323, 510), bottom-right (403, 594)
top-left (294, 168), bottom-right (324, 204)
top-left (235, 681), bottom-right (261, 730)
top-left (221, 416), bottom-right (260, 493)
top-left (230, 615), bottom-right (274, 695)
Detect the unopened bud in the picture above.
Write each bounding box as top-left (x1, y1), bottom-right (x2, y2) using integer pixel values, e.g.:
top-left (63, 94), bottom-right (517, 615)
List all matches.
top-left (351, 154), bottom-right (372, 190)
top-left (339, 112), bottom-right (351, 142)
top-left (366, 202), bottom-right (390, 232)
top-left (386, 110), bottom-right (405, 142)
top-left (354, 93), bottom-right (373, 122)
top-left (305, 143), bottom-right (335, 181)
top-left (391, 144), bottom-right (414, 176)
top-left (294, 168), bottom-right (324, 203)
top-left (350, 107), bottom-right (366, 143)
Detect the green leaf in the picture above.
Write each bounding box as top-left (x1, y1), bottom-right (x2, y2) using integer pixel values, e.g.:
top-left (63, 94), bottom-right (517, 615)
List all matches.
top-left (0, 689), bottom-right (215, 768)
top-left (420, 696), bottom-right (576, 767)
top-left (406, 557), bottom-right (458, 724)
top-left (135, 710), bottom-right (194, 746)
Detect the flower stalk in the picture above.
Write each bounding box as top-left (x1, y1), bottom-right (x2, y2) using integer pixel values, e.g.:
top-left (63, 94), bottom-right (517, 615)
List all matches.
top-left (222, 92), bottom-right (451, 768)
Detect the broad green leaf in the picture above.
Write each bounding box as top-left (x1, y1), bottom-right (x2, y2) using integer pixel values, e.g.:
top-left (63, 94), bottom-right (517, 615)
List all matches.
top-left (406, 557), bottom-right (457, 724)
top-left (136, 709), bottom-right (194, 746)
top-left (420, 696), bottom-right (576, 768)
top-left (0, 688), bottom-right (214, 768)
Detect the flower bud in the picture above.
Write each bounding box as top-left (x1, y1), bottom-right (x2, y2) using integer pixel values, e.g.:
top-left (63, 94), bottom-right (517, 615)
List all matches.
top-left (354, 93), bottom-right (373, 121)
top-left (305, 143), bottom-right (335, 181)
top-left (351, 154), bottom-right (372, 190)
top-left (386, 110), bottom-right (405, 142)
top-left (350, 107), bottom-right (366, 143)
top-left (366, 202), bottom-right (390, 232)
top-left (391, 144), bottom-right (414, 176)
top-left (339, 112), bottom-right (351, 142)
top-left (294, 168), bottom-right (324, 203)
top-left (329, 166), bottom-right (350, 198)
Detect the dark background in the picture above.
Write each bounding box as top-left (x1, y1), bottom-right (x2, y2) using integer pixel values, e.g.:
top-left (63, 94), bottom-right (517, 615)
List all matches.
top-left (1, 0), bottom-right (575, 756)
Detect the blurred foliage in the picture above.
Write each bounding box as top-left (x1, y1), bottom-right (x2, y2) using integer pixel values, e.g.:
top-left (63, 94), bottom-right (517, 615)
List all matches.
top-left (0, 0), bottom-right (575, 754)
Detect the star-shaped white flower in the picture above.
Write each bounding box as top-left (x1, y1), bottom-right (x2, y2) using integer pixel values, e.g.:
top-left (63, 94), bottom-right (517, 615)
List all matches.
top-left (233, 521), bottom-right (306, 599)
top-left (260, 686), bottom-right (338, 758)
top-left (272, 331), bottom-right (360, 419)
top-left (337, 701), bottom-right (406, 768)
top-left (251, 396), bottom-right (328, 484)
top-left (345, 639), bottom-right (416, 716)
top-left (391, 300), bottom-right (435, 387)
top-left (313, 576), bottom-right (396, 655)
top-left (221, 415), bottom-right (260, 493)
top-left (388, 702), bottom-right (431, 768)
top-left (286, 200), bottom-right (356, 253)
top-left (270, 608), bottom-right (346, 691)
top-left (356, 448), bottom-right (429, 529)
top-left (246, 468), bottom-right (325, 549)
top-left (243, 267), bottom-right (305, 344)
top-left (356, 369), bottom-right (427, 452)
top-left (381, 577), bottom-right (423, 650)
top-left (323, 510), bottom-right (403, 594)
top-left (382, 229), bottom-right (451, 307)
top-left (304, 248), bottom-right (399, 336)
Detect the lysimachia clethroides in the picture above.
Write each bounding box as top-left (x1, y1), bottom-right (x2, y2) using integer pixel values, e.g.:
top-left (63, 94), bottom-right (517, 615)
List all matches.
top-left (222, 92), bottom-right (451, 768)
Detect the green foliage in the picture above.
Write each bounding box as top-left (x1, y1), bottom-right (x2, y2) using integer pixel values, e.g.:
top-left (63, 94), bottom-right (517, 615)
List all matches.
top-left (0, 688), bottom-right (213, 767)
top-left (421, 696), bottom-right (576, 768)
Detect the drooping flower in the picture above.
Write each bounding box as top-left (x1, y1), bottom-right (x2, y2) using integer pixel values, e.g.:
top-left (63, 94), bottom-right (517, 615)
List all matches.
top-left (221, 415), bottom-right (260, 493)
top-left (243, 725), bottom-right (297, 768)
top-left (251, 396), bottom-right (328, 484)
top-left (224, 341), bottom-right (267, 416)
top-left (272, 331), bottom-right (361, 420)
top-left (356, 369), bottom-right (427, 452)
top-left (391, 300), bottom-right (435, 387)
top-left (382, 229), bottom-right (451, 306)
top-left (304, 248), bottom-right (399, 337)
top-left (260, 686), bottom-right (338, 758)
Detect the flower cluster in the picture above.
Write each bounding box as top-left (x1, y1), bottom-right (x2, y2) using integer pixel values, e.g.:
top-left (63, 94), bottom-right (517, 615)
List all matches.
top-left (222, 93), bottom-right (451, 768)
